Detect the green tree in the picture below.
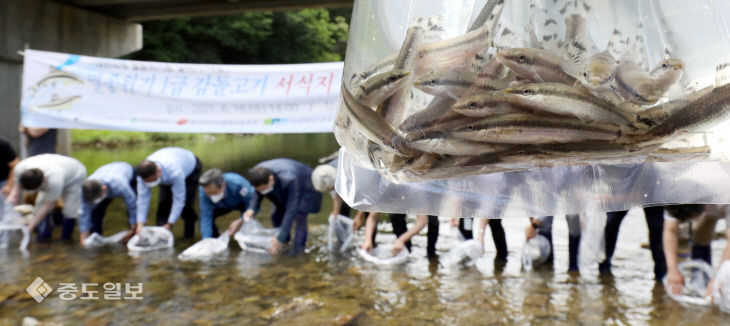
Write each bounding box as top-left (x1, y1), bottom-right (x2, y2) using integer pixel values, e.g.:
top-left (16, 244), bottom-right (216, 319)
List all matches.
top-left (127, 9), bottom-right (349, 64)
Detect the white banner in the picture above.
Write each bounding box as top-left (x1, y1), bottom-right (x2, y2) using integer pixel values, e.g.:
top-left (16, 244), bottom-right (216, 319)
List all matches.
top-left (20, 49), bottom-right (343, 133)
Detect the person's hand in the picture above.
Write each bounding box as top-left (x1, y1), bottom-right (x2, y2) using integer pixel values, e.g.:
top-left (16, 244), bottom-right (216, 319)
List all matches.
top-left (449, 218), bottom-right (459, 227)
top-left (706, 277), bottom-right (716, 302)
top-left (242, 210), bottom-right (254, 222)
top-left (79, 232), bottom-right (89, 245)
top-left (525, 224), bottom-right (537, 240)
top-left (666, 269), bottom-right (684, 296)
top-left (228, 218), bottom-right (244, 237)
top-left (122, 229), bottom-right (135, 243)
top-left (0, 184), bottom-right (10, 196)
top-left (162, 223), bottom-right (172, 230)
top-left (391, 239), bottom-right (405, 256)
top-left (360, 239), bottom-right (373, 252)
top-left (352, 215), bottom-right (363, 231)
top-left (135, 223), bottom-right (145, 234)
top-left (269, 237), bottom-right (283, 255)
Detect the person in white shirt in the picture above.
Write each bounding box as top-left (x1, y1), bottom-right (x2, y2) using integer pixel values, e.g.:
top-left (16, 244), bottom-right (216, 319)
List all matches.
top-left (7, 154), bottom-right (86, 241)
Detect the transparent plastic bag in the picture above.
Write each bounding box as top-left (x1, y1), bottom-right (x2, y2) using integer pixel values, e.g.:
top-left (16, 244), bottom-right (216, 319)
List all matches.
top-left (327, 215), bottom-right (354, 254)
top-left (82, 231), bottom-right (128, 248)
top-left (578, 212), bottom-right (606, 269)
top-left (663, 259), bottom-right (714, 306)
top-left (0, 224), bottom-right (29, 251)
top-left (234, 219), bottom-right (280, 254)
top-left (127, 227), bottom-right (174, 252)
top-left (521, 234), bottom-right (551, 271)
top-left (335, 0), bottom-right (730, 217)
top-left (358, 244), bottom-right (409, 266)
top-left (178, 233), bottom-right (230, 261)
top-left (712, 261), bottom-right (730, 313)
top-left (442, 239), bottom-right (483, 267)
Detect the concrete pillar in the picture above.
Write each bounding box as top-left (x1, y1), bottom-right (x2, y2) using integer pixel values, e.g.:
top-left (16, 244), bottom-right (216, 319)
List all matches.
top-left (0, 0), bottom-right (142, 154)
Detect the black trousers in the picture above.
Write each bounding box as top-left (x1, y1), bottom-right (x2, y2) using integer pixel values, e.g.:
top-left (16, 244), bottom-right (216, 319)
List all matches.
top-left (90, 176), bottom-right (137, 235)
top-left (156, 157), bottom-right (202, 238)
top-left (209, 204), bottom-right (247, 238)
top-left (460, 218), bottom-right (508, 261)
top-left (390, 214), bottom-right (439, 257)
top-left (599, 206), bottom-right (666, 280)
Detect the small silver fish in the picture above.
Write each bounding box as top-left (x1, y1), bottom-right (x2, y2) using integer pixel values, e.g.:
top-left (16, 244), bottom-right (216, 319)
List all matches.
top-left (352, 69), bottom-right (411, 107)
top-left (451, 113), bottom-right (621, 144)
top-left (614, 58), bottom-right (661, 105)
top-left (495, 48), bottom-right (580, 85)
top-left (502, 83), bottom-right (635, 125)
top-left (451, 91), bottom-right (524, 117)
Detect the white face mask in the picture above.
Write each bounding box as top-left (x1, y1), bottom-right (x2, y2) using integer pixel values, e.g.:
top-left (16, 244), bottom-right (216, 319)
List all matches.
top-left (259, 187), bottom-right (273, 195)
top-left (209, 191), bottom-right (224, 203)
top-left (93, 194), bottom-right (106, 205)
top-left (144, 178), bottom-right (161, 188)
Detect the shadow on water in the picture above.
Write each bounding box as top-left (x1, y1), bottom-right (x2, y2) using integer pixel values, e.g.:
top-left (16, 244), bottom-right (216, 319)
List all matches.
top-left (1, 135), bottom-right (729, 325)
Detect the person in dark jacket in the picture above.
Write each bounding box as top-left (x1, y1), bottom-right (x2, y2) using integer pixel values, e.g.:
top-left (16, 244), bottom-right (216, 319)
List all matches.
top-left (198, 168), bottom-right (259, 239)
top-left (248, 158), bottom-right (322, 255)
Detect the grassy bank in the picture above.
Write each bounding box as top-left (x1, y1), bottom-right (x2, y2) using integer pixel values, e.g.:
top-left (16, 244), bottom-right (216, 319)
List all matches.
top-left (71, 129), bottom-right (218, 148)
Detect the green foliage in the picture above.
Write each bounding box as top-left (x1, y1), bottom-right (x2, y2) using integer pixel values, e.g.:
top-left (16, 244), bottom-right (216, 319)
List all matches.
top-left (127, 9), bottom-right (349, 64)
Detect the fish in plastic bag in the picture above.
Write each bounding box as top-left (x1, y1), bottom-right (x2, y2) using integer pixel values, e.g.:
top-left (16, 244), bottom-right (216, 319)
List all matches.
top-left (578, 211), bottom-right (606, 269)
top-left (178, 233), bottom-right (230, 261)
top-left (442, 239), bottom-right (483, 267)
top-left (82, 231), bottom-right (129, 248)
top-left (327, 215), bottom-right (354, 254)
top-left (234, 219), bottom-right (280, 254)
top-left (521, 234), bottom-right (551, 271)
top-left (663, 259), bottom-right (714, 306)
top-left (358, 244), bottom-right (409, 266)
top-left (713, 261), bottom-right (730, 313)
top-left (127, 226), bottom-right (174, 252)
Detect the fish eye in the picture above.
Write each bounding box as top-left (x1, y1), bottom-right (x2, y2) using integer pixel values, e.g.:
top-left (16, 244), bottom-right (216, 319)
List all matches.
top-left (662, 63), bottom-right (667, 69)
top-left (468, 102), bottom-right (477, 109)
top-left (430, 79), bottom-right (437, 86)
top-left (388, 76), bottom-right (398, 82)
top-left (466, 125), bottom-right (474, 131)
top-left (634, 92), bottom-right (641, 99)
top-left (518, 55), bottom-right (527, 63)
top-left (523, 89), bottom-right (532, 95)
top-left (583, 72), bottom-right (588, 77)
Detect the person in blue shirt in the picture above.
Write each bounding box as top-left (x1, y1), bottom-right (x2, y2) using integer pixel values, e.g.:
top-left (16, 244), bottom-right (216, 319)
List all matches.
top-left (247, 158), bottom-right (322, 255)
top-left (135, 147), bottom-right (201, 238)
top-left (198, 168), bottom-right (259, 239)
top-left (79, 162), bottom-right (138, 245)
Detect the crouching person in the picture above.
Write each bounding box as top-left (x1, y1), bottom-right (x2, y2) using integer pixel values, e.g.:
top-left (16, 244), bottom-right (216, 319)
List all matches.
top-left (80, 162), bottom-right (138, 244)
top-left (198, 168), bottom-right (259, 238)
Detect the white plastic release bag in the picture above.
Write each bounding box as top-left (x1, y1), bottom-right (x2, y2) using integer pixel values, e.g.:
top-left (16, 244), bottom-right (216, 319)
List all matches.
top-left (82, 231), bottom-right (128, 248)
top-left (443, 239), bottom-right (483, 267)
top-left (178, 233), bottom-right (230, 261)
top-left (127, 227), bottom-right (174, 252)
top-left (521, 235), bottom-right (551, 271)
top-left (234, 219), bottom-right (280, 254)
top-left (327, 215), bottom-right (354, 254)
top-left (664, 260), bottom-right (714, 306)
top-left (712, 261), bottom-right (730, 313)
top-left (0, 224), bottom-right (29, 251)
top-left (358, 244), bottom-right (409, 266)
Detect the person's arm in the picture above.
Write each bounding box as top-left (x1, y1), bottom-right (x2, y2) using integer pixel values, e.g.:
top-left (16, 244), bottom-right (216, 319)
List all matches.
top-left (78, 201), bottom-right (93, 244)
top-left (27, 200), bottom-right (56, 233)
top-left (165, 172), bottom-right (186, 226)
top-left (353, 211), bottom-right (366, 231)
top-left (331, 194), bottom-right (343, 217)
top-left (476, 218), bottom-right (489, 245)
top-left (198, 188), bottom-right (215, 239)
top-left (707, 222), bottom-right (730, 298)
top-left (1, 158), bottom-right (19, 196)
top-left (243, 185), bottom-right (259, 220)
top-left (663, 218), bottom-right (683, 295)
top-left (135, 176), bottom-right (151, 234)
top-left (120, 180), bottom-right (137, 228)
top-left (392, 215), bottom-right (428, 255)
top-left (360, 212), bottom-right (379, 251)
top-left (24, 127), bottom-right (49, 138)
top-left (271, 180), bottom-right (301, 254)
top-left (525, 217), bottom-right (541, 240)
